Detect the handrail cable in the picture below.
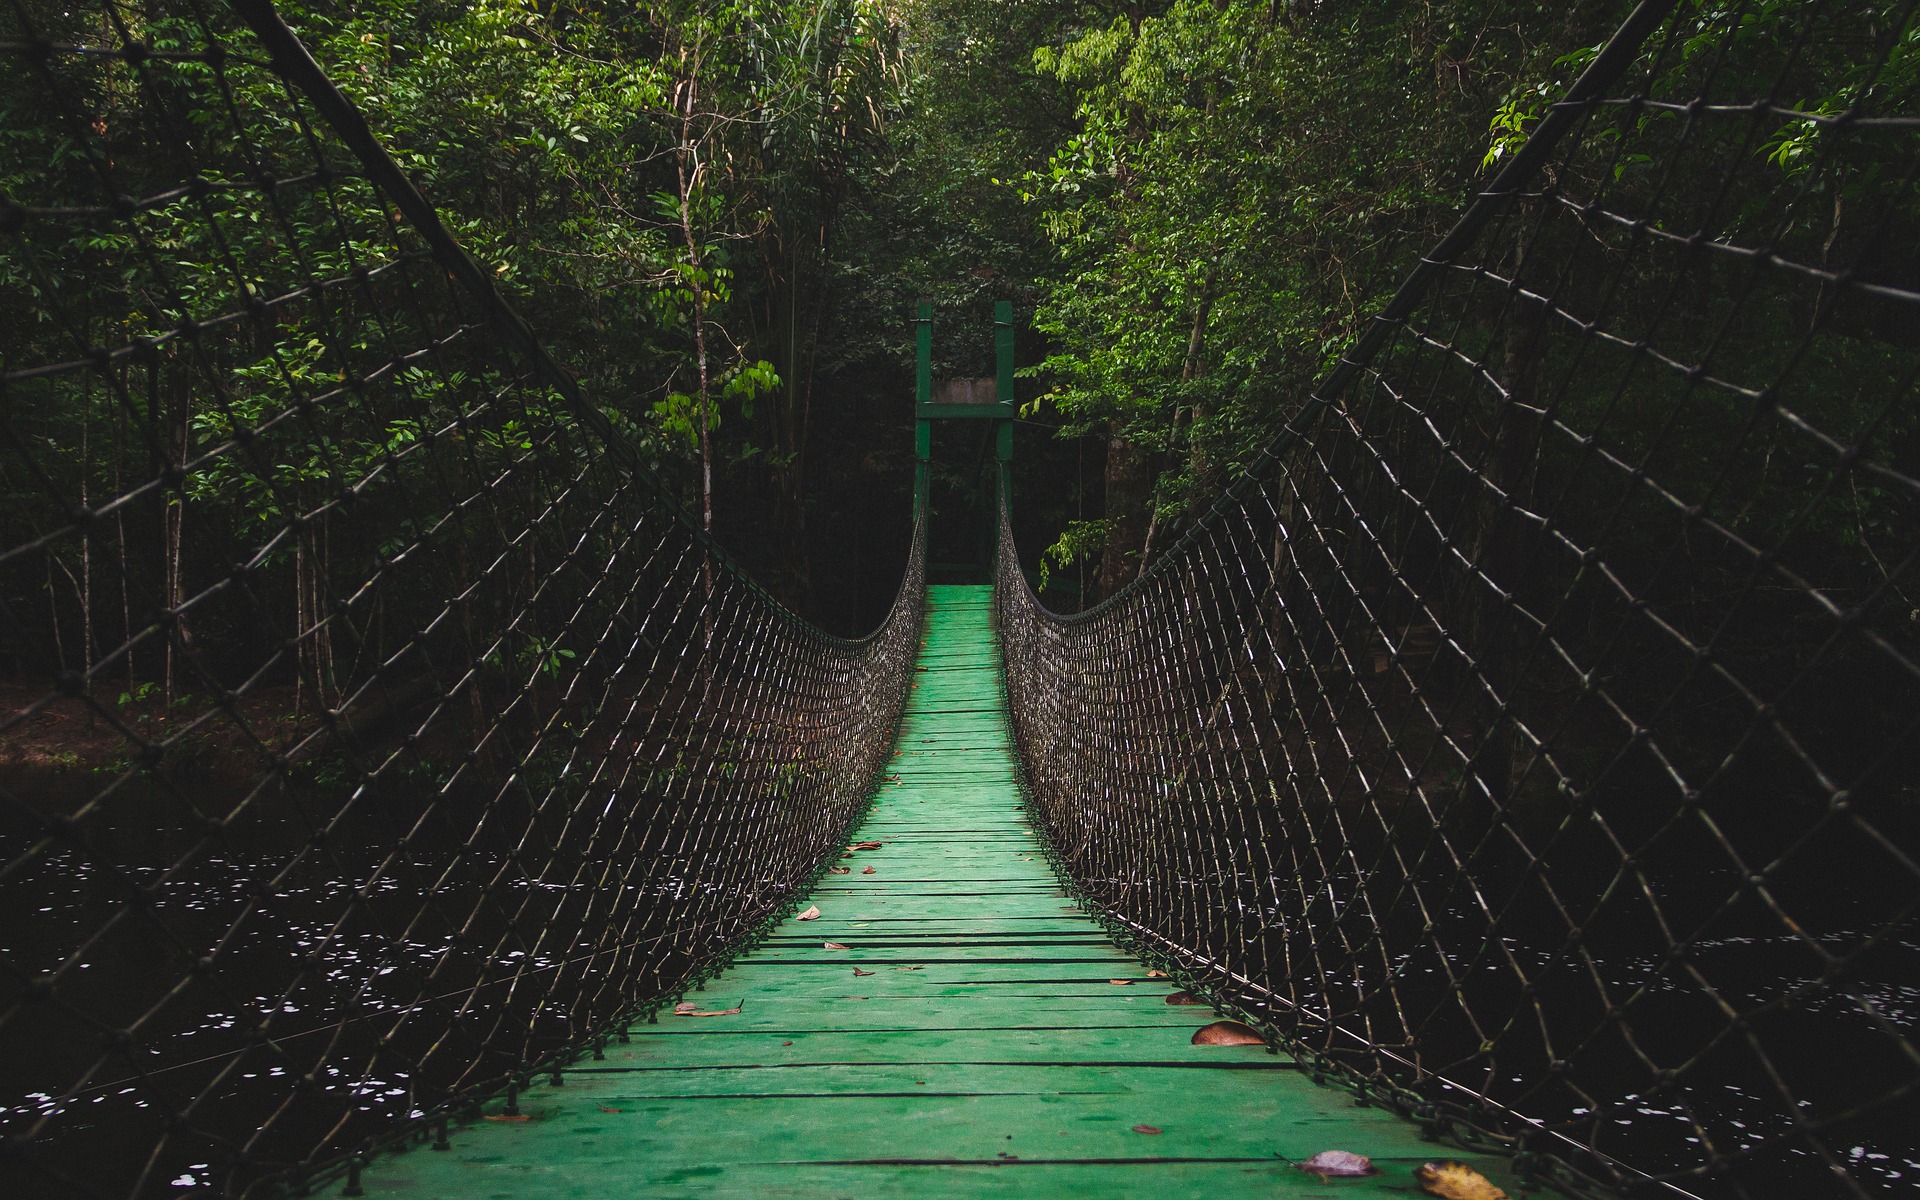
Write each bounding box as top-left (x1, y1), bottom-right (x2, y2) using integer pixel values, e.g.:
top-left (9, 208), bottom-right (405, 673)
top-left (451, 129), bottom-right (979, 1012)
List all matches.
top-left (997, 1), bottom-right (1920, 1197)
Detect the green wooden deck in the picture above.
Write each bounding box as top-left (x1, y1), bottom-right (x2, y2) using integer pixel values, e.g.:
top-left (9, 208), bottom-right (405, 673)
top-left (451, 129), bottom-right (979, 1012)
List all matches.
top-left (341, 585), bottom-right (1516, 1198)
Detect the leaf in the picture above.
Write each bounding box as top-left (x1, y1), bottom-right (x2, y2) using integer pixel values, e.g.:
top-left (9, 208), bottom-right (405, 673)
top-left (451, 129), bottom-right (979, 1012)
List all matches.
top-left (673, 1001), bottom-right (698, 1014)
top-left (683, 1005), bottom-right (741, 1017)
top-left (1415, 1161), bottom-right (1508, 1200)
top-left (1132, 1124), bottom-right (1162, 1135)
top-left (1298, 1151), bottom-right (1379, 1177)
top-left (823, 942), bottom-right (850, 950)
top-left (1165, 992), bottom-right (1206, 1006)
top-left (597, 1106), bottom-right (622, 1114)
top-left (484, 1114), bottom-right (531, 1123)
top-left (849, 840), bottom-right (884, 851)
top-left (830, 867), bottom-right (851, 874)
top-left (1146, 969), bottom-right (1168, 978)
top-left (796, 905), bottom-right (821, 921)
top-left (1109, 979), bottom-right (1132, 986)
top-left (862, 866), bottom-right (877, 874)
top-left (852, 967), bottom-right (875, 976)
top-left (1191, 1020), bottom-right (1264, 1046)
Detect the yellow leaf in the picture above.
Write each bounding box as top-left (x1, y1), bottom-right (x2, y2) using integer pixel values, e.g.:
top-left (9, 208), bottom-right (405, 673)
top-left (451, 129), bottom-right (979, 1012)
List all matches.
top-left (1415, 1161), bottom-right (1509, 1200)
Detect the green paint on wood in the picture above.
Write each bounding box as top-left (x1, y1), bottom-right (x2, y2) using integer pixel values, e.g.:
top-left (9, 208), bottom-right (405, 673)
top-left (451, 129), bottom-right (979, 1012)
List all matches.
top-left (333, 585), bottom-right (1517, 1198)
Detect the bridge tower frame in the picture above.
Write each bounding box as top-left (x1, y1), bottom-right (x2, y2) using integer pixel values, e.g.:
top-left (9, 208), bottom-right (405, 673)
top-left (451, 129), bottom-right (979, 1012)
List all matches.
top-left (914, 299), bottom-right (1015, 577)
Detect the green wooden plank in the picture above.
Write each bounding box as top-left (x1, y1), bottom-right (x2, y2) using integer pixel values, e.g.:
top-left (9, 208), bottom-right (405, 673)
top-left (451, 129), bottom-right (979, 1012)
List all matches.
top-left (333, 585), bottom-right (1518, 1199)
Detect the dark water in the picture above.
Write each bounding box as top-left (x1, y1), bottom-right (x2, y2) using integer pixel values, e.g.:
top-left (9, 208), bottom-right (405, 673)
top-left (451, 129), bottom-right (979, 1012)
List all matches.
top-left (1181, 858), bottom-right (1920, 1198)
top-left (0, 779), bottom-right (736, 1199)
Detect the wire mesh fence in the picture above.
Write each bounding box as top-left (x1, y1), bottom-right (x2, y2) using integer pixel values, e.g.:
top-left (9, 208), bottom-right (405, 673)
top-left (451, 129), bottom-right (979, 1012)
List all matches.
top-left (0, 2), bottom-right (923, 1196)
top-left (998, 1), bottom-right (1920, 1196)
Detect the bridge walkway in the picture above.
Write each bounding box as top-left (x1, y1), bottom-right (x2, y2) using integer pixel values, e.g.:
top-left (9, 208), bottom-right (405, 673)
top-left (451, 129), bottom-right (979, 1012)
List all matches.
top-left (341, 585), bottom-right (1515, 1198)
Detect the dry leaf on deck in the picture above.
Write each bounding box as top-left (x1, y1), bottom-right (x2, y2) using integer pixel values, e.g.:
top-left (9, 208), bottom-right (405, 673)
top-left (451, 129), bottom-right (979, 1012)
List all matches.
top-left (862, 867), bottom-right (876, 875)
top-left (681, 1003), bottom-right (742, 1017)
top-left (1146, 969), bottom-right (1167, 978)
top-left (852, 967), bottom-right (875, 977)
top-left (483, 1114), bottom-right (531, 1123)
top-left (1297, 1150), bottom-right (1379, 1178)
top-left (1165, 992), bottom-right (1206, 1006)
top-left (850, 841), bottom-right (884, 851)
top-left (1131, 1124), bottom-right (1162, 1135)
top-left (1109, 979), bottom-right (1132, 986)
top-left (796, 905), bottom-right (821, 921)
top-left (1414, 1161), bottom-right (1508, 1200)
top-left (673, 1001), bottom-right (698, 1014)
top-left (823, 942), bottom-right (849, 950)
top-left (1191, 1020), bottom-right (1263, 1046)
top-left (829, 867), bottom-right (851, 874)
top-left (597, 1106), bottom-right (622, 1114)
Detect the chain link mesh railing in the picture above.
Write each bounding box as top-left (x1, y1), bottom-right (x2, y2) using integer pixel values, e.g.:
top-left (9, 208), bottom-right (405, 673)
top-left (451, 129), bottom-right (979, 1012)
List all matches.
top-left (999, 1), bottom-right (1920, 1196)
top-left (0, 2), bottom-right (924, 1196)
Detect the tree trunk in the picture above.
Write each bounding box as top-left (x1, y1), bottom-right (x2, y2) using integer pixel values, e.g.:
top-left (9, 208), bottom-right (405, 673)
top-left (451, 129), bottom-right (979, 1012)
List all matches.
top-left (79, 366), bottom-right (94, 673)
top-left (1466, 231), bottom-right (1547, 808)
top-left (675, 87), bottom-right (713, 541)
top-left (1182, 273), bottom-right (1218, 497)
top-left (769, 231), bottom-right (816, 609)
top-left (161, 361), bottom-right (189, 706)
top-left (1097, 420), bottom-right (1155, 600)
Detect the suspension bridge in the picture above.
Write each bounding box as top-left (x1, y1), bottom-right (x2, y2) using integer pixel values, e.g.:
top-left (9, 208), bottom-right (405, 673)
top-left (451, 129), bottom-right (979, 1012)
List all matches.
top-left (2, 2), bottom-right (1917, 1199)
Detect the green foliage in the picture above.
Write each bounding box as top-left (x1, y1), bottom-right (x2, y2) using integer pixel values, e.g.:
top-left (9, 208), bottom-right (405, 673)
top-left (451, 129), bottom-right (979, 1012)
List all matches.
top-left (993, 0), bottom-right (1643, 582)
top-left (1036, 519), bottom-right (1105, 593)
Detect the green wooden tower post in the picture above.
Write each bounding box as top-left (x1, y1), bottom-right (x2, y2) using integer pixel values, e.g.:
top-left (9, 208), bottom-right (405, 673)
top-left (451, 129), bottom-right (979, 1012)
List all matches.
top-left (913, 300), bottom-right (1015, 577)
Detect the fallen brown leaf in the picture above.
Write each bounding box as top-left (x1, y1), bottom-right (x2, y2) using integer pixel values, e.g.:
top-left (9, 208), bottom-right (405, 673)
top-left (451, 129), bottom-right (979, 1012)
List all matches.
top-left (795, 905), bottom-right (821, 921)
top-left (484, 1114), bottom-right (531, 1123)
top-left (1164, 991), bottom-right (1206, 1006)
top-left (1109, 979), bottom-right (1133, 986)
top-left (861, 866), bottom-right (876, 875)
top-left (682, 1005), bottom-right (742, 1017)
top-left (1132, 1124), bottom-right (1162, 1135)
top-left (1146, 969), bottom-right (1167, 978)
top-left (829, 867), bottom-right (851, 874)
top-left (1297, 1150), bottom-right (1379, 1178)
top-left (1415, 1161), bottom-right (1508, 1200)
top-left (823, 942), bottom-right (850, 950)
top-left (849, 841), bottom-right (884, 851)
top-left (1191, 1020), bottom-right (1264, 1046)
top-left (852, 967), bottom-right (875, 977)
top-left (781, 1040), bottom-right (793, 1046)
top-left (673, 1001), bottom-right (698, 1014)
top-left (597, 1106), bottom-right (621, 1114)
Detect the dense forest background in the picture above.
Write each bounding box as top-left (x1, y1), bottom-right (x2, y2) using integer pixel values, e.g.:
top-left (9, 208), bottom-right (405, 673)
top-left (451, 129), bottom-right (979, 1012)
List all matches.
top-left (170, 0), bottom-right (1634, 635)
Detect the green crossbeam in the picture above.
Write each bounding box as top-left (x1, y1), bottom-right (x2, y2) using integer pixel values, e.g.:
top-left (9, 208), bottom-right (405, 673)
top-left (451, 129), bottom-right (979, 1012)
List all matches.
top-left (337, 585), bottom-right (1517, 1198)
